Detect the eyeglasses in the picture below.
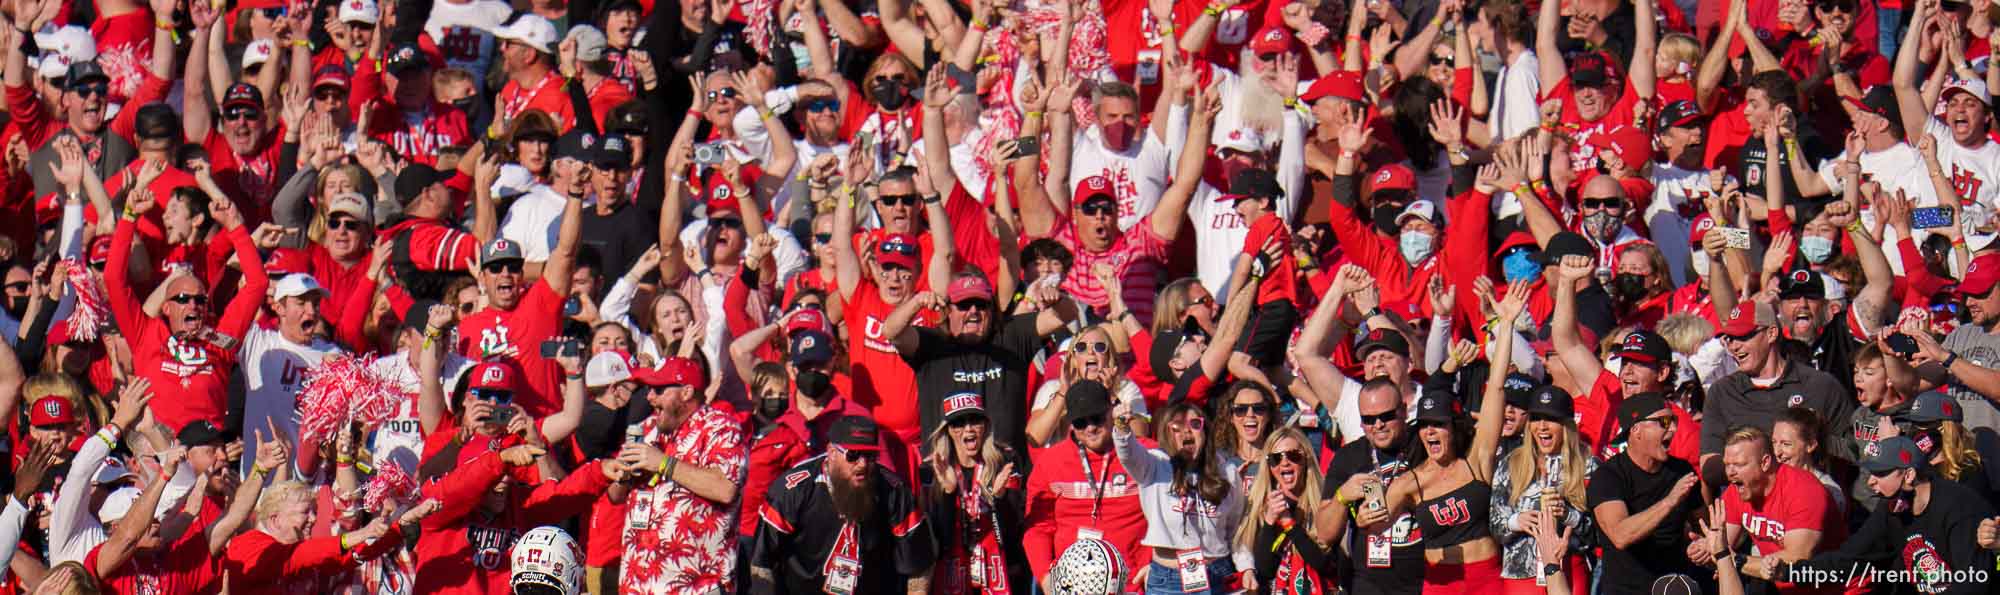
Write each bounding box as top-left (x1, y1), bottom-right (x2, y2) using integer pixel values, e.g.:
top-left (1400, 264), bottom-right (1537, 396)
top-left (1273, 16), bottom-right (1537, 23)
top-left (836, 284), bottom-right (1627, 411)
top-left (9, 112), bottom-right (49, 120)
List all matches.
top-left (70, 81), bottom-right (109, 98)
top-left (314, 88), bottom-right (346, 101)
top-left (1232, 403), bottom-right (1272, 417)
top-left (1070, 414), bottom-right (1107, 430)
top-left (876, 194), bottom-right (920, 207)
top-left (483, 261), bottom-right (525, 274)
top-left (1078, 200), bottom-right (1117, 217)
top-left (951, 299), bottom-right (992, 311)
top-left (1073, 341), bottom-right (1109, 354)
top-left (803, 98), bottom-right (840, 113)
top-left (1173, 417), bottom-right (1206, 432)
top-left (1359, 411), bottom-right (1401, 426)
top-left (1265, 449), bottom-right (1306, 466)
top-left (223, 108), bottom-right (262, 122)
top-left (1581, 197), bottom-right (1622, 210)
top-left (705, 88), bottom-right (740, 102)
top-left (326, 217), bottom-right (366, 232)
top-left (167, 293), bottom-right (208, 306)
top-left (813, 233), bottom-right (833, 244)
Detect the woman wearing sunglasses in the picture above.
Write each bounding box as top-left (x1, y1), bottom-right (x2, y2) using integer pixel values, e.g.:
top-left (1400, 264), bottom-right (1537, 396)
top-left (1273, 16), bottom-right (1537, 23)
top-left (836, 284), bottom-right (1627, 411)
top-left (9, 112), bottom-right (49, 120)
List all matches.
top-left (1235, 427), bottom-right (1334, 595)
top-left (1110, 399), bottom-right (1252, 595)
top-left (1027, 324), bottom-right (1150, 445)
top-left (1357, 283), bottom-right (1527, 595)
top-left (922, 393), bottom-right (1030, 595)
top-left (1211, 381), bottom-right (1281, 483)
top-left (1488, 383), bottom-right (1596, 595)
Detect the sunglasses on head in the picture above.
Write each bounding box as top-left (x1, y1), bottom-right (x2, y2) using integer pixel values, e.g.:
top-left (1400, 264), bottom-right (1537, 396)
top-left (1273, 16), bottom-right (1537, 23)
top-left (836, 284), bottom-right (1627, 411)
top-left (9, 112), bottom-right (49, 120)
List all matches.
top-left (876, 194), bottom-right (920, 207)
top-left (1359, 411), bottom-right (1401, 426)
top-left (1078, 199), bottom-right (1117, 217)
top-left (483, 261), bottom-right (525, 274)
top-left (1070, 413), bottom-right (1107, 430)
top-left (223, 108), bottom-right (262, 122)
top-left (1232, 403), bottom-right (1272, 417)
top-left (326, 217), bottom-right (366, 232)
top-left (1265, 449), bottom-right (1305, 466)
top-left (1581, 197), bottom-right (1622, 210)
top-left (167, 293), bottom-right (208, 306)
top-left (705, 88), bottom-right (740, 102)
top-left (803, 98), bottom-right (840, 112)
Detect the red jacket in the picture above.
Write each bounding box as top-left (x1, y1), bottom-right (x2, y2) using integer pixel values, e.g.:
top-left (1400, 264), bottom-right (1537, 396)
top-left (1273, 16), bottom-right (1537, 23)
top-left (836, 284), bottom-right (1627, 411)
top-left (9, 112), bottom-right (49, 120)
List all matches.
top-left (106, 221), bottom-right (270, 431)
top-left (413, 452), bottom-right (612, 595)
top-left (1022, 443), bottom-right (1145, 579)
top-left (223, 526), bottom-right (402, 595)
top-left (1325, 189), bottom-right (1491, 323)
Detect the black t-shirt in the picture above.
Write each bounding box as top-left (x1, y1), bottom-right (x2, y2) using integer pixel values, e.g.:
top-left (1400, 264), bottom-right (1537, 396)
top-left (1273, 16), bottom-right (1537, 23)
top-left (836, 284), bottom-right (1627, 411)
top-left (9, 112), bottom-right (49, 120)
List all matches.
top-left (578, 200), bottom-right (657, 278)
top-left (906, 315), bottom-right (1041, 455)
top-left (1797, 478), bottom-right (1997, 594)
top-left (1321, 436), bottom-right (1423, 595)
top-left (1587, 452), bottom-right (1703, 595)
top-left (1735, 126), bottom-right (1838, 205)
top-left (1805, 311), bottom-right (1863, 395)
top-left (749, 457), bottom-right (939, 595)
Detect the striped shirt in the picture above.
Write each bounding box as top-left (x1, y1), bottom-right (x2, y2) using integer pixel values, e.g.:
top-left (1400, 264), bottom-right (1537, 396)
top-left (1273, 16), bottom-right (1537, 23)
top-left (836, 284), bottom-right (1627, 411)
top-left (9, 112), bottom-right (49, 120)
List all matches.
top-left (1053, 217), bottom-right (1172, 326)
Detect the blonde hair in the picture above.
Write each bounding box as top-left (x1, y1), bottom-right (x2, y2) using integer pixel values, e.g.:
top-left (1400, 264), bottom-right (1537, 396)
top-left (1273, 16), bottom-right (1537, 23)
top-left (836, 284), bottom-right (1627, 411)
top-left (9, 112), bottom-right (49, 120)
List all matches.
top-left (750, 362), bottom-right (788, 398)
top-left (1659, 34), bottom-right (1702, 79)
top-left (1503, 422), bottom-right (1592, 507)
top-left (1656, 314), bottom-right (1715, 356)
top-left (1234, 428), bottom-right (1326, 549)
top-left (1937, 422), bottom-right (1985, 483)
top-left (306, 163), bottom-right (372, 244)
top-left (255, 480), bottom-right (314, 521)
top-left (44, 561), bottom-right (104, 595)
top-left (923, 414), bottom-right (1008, 496)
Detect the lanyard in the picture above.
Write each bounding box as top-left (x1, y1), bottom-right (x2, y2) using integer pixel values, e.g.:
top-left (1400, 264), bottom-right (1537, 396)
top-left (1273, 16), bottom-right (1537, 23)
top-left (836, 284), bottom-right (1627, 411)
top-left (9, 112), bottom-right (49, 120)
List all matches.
top-left (501, 73), bottom-right (556, 123)
top-left (1076, 444), bottom-right (1110, 522)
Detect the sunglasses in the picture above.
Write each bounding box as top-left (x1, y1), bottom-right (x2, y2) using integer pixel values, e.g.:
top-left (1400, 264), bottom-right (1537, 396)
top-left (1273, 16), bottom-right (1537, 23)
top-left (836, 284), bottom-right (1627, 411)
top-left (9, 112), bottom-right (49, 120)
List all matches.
top-left (223, 108), bottom-right (262, 122)
top-left (167, 293), bottom-right (208, 306)
top-left (1265, 449), bottom-right (1306, 466)
top-left (1255, 52), bottom-right (1282, 63)
top-left (951, 299), bottom-right (992, 311)
top-left (1190, 295), bottom-right (1216, 307)
top-left (1639, 414), bottom-right (1676, 428)
top-left (483, 261), bottom-right (525, 274)
top-left (876, 194), bottom-right (920, 207)
top-left (1232, 403), bottom-right (1272, 417)
top-left (1359, 411), bottom-right (1401, 426)
top-left (314, 88), bottom-right (346, 101)
top-left (841, 448), bottom-right (879, 463)
top-left (1430, 53), bottom-right (1453, 65)
top-left (69, 81), bottom-right (109, 98)
top-left (948, 416), bottom-right (985, 429)
top-left (1070, 413), bottom-right (1107, 430)
top-left (458, 302), bottom-right (476, 314)
top-left (1815, 0), bottom-right (1854, 11)
top-left (1174, 417), bottom-right (1206, 432)
top-left (471, 388), bottom-right (513, 403)
top-left (803, 98), bottom-right (840, 112)
top-left (326, 217), bottom-right (366, 232)
top-left (1581, 197), bottom-right (1622, 210)
top-left (1073, 341), bottom-right (1109, 354)
top-left (258, 6), bottom-right (285, 18)
top-left (705, 88), bottom-right (740, 102)
top-left (712, 217), bottom-right (745, 230)
top-left (347, 22), bottom-right (375, 31)
top-left (872, 75), bottom-right (914, 86)
top-left (3, 281), bottom-right (29, 292)
top-left (1529, 413), bottom-right (1567, 423)
top-left (813, 233), bottom-right (833, 244)
top-left (1078, 200), bottom-right (1117, 217)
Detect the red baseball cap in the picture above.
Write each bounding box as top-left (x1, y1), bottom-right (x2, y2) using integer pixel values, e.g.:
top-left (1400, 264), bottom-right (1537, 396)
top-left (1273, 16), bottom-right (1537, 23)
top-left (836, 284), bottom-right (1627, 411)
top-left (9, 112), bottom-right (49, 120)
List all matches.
top-left (1301, 71), bottom-right (1365, 103)
top-left (636, 356), bottom-right (707, 391)
top-left (786, 308), bottom-right (830, 336)
top-left (1960, 253), bottom-right (2000, 296)
top-left (28, 395), bottom-right (76, 427)
top-left (1072, 175), bottom-right (1115, 204)
top-left (311, 63), bottom-right (349, 90)
top-left (876, 233), bottom-right (921, 271)
top-left (1248, 25), bottom-right (1293, 55)
top-left (469, 361), bottom-right (519, 392)
top-left (1688, 213), bottom-right (1717, 245)
top-left (947, 275), bottom-right (996, 303)
top-left (88, 235), bottom-right (112, 266)
top-left (1718, 301), bottom-right (1778, 337)
top-left (1587, 126), bottom-right (1654, 166)
top-left (1363, 164), bottom-right (1417, 196)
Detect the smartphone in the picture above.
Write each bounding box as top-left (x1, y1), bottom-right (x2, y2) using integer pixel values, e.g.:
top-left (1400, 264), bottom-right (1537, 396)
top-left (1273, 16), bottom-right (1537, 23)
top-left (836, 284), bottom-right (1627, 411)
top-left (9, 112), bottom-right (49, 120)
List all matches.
top-left (539, 338), bottom-right (579, 359)
top-left (1362, 477), bottom-right (1386, 512)
top-left (1886, 332), bottom-right (1919, 359)
top-left (1011, 136), bottom-right (1041, 158)
top-left (1913, 207), bottom-right (1956, 230)
top-left (692, 141), bottom-right (728, 166)
top-left (1720, 226), bottom-right (1753, 250)
top-left (563, 296), bottom-right (582, 318)
top-left (854, 131), bottom-right (876, 156)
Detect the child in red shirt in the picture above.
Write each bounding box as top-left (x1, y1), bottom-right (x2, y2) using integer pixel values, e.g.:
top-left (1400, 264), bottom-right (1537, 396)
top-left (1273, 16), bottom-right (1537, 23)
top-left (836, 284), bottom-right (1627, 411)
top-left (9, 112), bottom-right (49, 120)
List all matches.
top-left (1226, 169), bottom-right (1299, 390)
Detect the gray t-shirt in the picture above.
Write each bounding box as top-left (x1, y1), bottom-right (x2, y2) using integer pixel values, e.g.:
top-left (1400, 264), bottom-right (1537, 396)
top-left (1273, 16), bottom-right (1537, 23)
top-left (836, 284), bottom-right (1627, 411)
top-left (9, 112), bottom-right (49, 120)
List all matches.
top-left (1942, 324), bottom-right (2000, 432)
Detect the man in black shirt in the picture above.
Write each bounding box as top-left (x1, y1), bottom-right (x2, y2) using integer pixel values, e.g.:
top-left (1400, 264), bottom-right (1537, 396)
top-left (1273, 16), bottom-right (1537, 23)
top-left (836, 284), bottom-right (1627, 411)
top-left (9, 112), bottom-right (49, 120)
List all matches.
top-left (750, 416), bottom-right (938, 595)
top-left (882, 273), bottom-right (1075, 456)
top-left (576, 135), bottom-right (654, 276)
top-left (1589, 393), bottom-right (1706, 595)
top-left (1314, 380), bottom-right (1423, 595)
top-left (1784, 436), bottom-right (1997, 594)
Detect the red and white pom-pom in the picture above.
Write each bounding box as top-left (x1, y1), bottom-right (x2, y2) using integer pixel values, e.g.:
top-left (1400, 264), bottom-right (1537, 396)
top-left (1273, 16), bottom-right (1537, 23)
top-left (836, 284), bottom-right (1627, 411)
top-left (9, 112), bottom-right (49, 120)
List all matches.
top-left (63, 259), bottom-right (109, 343)
top-left (363, 463), bottom-right (417, 512)
top-left (347, 357), bottom-right (406, 426)
top-left (297, 355), bottom-right (371, 444)
top-left (744, 0), bottom-right (780, 55)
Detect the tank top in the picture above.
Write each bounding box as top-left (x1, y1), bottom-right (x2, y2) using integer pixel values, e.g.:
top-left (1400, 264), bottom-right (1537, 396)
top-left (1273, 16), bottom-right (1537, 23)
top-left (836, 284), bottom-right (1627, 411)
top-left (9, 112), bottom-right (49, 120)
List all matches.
top-left (1414, 463), bottom-right (1495, 548)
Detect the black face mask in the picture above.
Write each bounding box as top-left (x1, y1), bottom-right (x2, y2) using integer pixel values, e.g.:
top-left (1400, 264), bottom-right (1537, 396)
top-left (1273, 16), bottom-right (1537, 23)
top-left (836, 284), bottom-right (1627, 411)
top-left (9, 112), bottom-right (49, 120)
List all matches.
top-left (757, 394), bottom-right (789, 420)
top-left (5, 296), bottom-right (26, 316)
top-left (795, 369), bottom-right (833, 400)
top-left (1370, 203), bottom-right (1404, 236)
top-left (1610, 273), bottom-right (1651, 304)
top-left (870, 79), bottom-right (908, 111)
top-left (451, 97), bottom-right (476, 115)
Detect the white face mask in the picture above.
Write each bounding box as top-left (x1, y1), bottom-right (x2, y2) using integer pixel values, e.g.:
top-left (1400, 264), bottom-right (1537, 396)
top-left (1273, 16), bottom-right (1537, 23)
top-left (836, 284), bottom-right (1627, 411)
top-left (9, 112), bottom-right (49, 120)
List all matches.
top-left (1691, 250), bottom-right (1710, 278)
top-left (1399, 230), bottom-right (1435, 265)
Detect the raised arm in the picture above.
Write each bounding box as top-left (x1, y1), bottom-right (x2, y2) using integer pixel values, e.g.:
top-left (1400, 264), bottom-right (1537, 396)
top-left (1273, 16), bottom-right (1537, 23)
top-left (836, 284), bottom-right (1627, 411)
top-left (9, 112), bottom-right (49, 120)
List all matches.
top-left (542, 178), bottom-right (585, 294)
top-left (416, 305), bottom-right (452, 434)
top-left (94, 450), bottom-right (178, 579)
top-left (183, 15), bottom-right (220, 143)
top-left (1149, 84), bottom-right (1221, 242)
top-left (1536, 0), bottom-right (1567, 89)
top-left (1291, 268), bottom-right (1358, 408)
top-left (1630, 0), bottom-right (1658, 99)
top-left (1734, 10), bottom-right (1782, 74)
top-left (1393, 0), bottom-right (1458, 84)
top-left (1695, 0), bottom-right (1740, 112)
top-left (1469, 282), bottom-right (1528, 476)
top-left (538, 353), bottom-right (589, 445)
top-left (817, 0), bottom-right (886, 50)
top-left (1894, 0), bottom-right (1936, 138)
top-left (1549, 255), bottom-right (1605, 395)
top-left (1018, 78), bottom-right (1072, 238)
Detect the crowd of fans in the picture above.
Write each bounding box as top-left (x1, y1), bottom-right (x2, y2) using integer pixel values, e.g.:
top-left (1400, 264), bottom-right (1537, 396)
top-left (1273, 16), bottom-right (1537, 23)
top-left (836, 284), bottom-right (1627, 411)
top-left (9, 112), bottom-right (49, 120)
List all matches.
top-left (7, 0), bottom-right (2000, 592)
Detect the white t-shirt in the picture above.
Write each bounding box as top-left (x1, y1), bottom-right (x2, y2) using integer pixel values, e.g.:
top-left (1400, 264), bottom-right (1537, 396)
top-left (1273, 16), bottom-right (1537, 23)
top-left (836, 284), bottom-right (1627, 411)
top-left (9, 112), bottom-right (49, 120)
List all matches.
top-left (1490, 50), bottom-right (1542, 143)
top-left (237, 325), bottom-right (343, 474)
top-left (1187, 183), bottom-right (1293, 303)
top-left (1818, 142), bottom-right (1938, 273)
top-left (368, 350), bottom-right (475, 475)
top-left (1068, 106), bottom-right (1185, 232)
top-left (424, 0), bottom-right (511, 94)
top-left (909, 128), bottom-right (991, 201)
top-left (1923, 117), bottom-right (2000, 209)
top-left (499, 185), bottom-right (569, 262)
top-left (1649, 162), bottom-right (1730, 287)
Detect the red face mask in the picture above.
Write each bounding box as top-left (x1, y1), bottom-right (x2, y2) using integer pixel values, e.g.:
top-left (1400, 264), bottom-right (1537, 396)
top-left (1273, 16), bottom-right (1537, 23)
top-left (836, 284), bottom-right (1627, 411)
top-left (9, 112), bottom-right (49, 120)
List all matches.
top-left (1101, 121), bottom-right (1136, 152)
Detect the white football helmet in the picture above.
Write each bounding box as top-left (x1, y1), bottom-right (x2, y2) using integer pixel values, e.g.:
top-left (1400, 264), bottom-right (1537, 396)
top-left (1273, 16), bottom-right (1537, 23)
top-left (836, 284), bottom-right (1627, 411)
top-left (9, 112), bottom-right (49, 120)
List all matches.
top-left (510, 526), bottom-right (582, 595)
top-left (1049, 537), bottom-right (1127, 595)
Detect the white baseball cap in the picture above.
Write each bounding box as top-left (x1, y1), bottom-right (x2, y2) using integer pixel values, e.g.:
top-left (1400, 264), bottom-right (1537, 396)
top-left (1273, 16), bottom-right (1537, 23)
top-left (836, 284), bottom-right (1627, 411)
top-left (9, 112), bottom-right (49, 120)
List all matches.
top-left (492, 164), bottom-right (538, 199)
top-left (583, 351), bottom-right (635, 388)
top-left (1944, 76), bottom-right (1992, 107)
top-left (337, 0), bottom-right (380, 25)
top-left (1396, 199), bottom-right (1440, 227)
top-left (30, 53), bottom-right (69, 80)
top-left (1214, 127), bottom-right (1264, 154)
top-left (242, 39), bottom-right (276, 71)
top-left (493, 14), bottom-right (558, 54)
top-left (272, 273), bottom-right (329, 300)
top-left (326, 192), bottom-right (370, 220)
top-left (34, 26), bottom-right (95, 64)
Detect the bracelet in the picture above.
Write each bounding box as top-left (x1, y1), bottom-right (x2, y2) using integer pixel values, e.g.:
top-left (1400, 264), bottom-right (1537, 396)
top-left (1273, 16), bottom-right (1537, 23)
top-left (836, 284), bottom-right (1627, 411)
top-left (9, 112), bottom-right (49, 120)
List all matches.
top-left (922, 193), bottom-right (942, 205)
top-left (757, 108), bottom-right (774, 120)
top-left (686, 109), bottom-right (703, 120)
top-left (252, 464), bottom-right (270, 476)
top-left (155, 19), bottom-right (174, 30)
top-left (1203, 4), bottom-right (1224, 16)
top-left (565, 372), bottom-right (584, 380)
top-left (339, 535), bottom-right (349, 551)
top-left (1026, 110), bottom-right (1043, 119)
top-left (970, 18), bottom-right (988, 30)
top-left (1846, 219), bottom-right (1864, 233)
top-left (1944, 352), bottom-right (1960, 369)
top-left (292, 39), bottom-right (310, 48)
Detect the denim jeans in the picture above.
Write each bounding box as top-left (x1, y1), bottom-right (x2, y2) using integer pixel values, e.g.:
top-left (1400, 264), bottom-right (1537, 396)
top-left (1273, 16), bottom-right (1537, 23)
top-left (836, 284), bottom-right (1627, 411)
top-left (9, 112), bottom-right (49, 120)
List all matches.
top-left (1145, 557), bottom-right (1241, 595)
top-left (1879, 8), bottom-right (1904, 60)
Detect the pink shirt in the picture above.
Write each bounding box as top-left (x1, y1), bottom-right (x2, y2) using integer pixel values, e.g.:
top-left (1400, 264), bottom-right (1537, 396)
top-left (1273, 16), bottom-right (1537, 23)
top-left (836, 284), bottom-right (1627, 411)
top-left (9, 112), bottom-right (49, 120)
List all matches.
top-left (1053, 217), bottom-right (1172, 325)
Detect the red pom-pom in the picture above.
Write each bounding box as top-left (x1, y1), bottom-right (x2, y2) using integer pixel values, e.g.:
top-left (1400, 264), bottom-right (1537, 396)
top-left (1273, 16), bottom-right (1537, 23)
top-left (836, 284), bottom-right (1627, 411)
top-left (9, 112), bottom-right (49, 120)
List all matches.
top-left (363, 462), bottom-right (417, 512)
top-left (63, 259), bottom-right (109, 343)
top-left (297, 355), bottom-right (405, 444)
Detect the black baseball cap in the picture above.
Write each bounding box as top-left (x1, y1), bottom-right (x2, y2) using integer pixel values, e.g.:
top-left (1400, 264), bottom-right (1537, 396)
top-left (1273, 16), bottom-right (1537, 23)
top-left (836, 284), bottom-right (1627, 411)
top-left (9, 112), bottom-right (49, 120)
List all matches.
top-left (1777, 268), bottom-right (1827, 300)
top-left (1228, 168), bottom-right (1283, 201)
top-left (1412, 394), bottom-right (1460, 425)
top-left (1525, 385), bottom-right (1575, 421)
top-left (555, 130), bottom-right (595, 162)
top-left (827, 416), bottom-right (882, 452)
top-left (64, 60), bottom-right (108, 88)
top-left (1615, 391), bottom-right (1671, 441)
top-left (400, 299), bottom-right (441, 332)
top-left (1537, 231), bottom-right (1595, 265)
top-left (1064, 379), bottom-right (1113, 427)
top-left (1861, 435), bottom-right (1930, 473)
top-left (1570, 51), bottom-right (1617, 89)
top-left (178, 420), bottom-right (228, 448)
top-left (134, 103), bottom-right (180, 141)
top-left (592, 135), bottom-right (632, 169)
top-left (789, 330), bottom-right (835, 366)
top-left (1615, 331), bottom-right (1673, 366)
top-left (394, 163), bottom-right (448, 203)
top-left (1503, 372), bottom-right (1538, 409)
top-left (1656, 100), bottom-right (1706, 130)
top-left (385, 42), bottom-right (430, 75)
top-left (1852, 86), bottom-right (1899, 120)
top-left (1356, 327), bottom-right (1410, 359)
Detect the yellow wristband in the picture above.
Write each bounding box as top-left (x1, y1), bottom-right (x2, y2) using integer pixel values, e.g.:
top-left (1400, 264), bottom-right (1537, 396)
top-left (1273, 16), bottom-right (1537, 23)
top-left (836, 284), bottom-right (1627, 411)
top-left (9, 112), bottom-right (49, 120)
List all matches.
top-left (156, 19), bottom-right (174, 30)
top-left (1203, 4), bottom-right (1223, 16)
top-left (1026, 110), bottom-right (1043, 119)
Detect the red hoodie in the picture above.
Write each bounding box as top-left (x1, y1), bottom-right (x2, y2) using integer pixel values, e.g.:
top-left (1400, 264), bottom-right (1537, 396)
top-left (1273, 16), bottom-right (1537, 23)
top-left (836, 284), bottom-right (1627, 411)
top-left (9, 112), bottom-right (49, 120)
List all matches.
top-left (413, 451), bottom-right (612, 595)
top-left (223, 524), bottom-right (403, 595)
top-left (1022, 442), bottom-right (1145, 579)
top-left (1325, 189), bottom-right (1492, 322)
top-left (106, 219), bottom-right (270, 431)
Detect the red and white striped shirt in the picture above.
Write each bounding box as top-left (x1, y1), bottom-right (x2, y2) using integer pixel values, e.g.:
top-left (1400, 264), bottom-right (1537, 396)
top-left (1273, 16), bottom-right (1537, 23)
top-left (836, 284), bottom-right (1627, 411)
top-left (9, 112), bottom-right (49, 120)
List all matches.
top-left (1053, 216), bottom-right (1172, 326)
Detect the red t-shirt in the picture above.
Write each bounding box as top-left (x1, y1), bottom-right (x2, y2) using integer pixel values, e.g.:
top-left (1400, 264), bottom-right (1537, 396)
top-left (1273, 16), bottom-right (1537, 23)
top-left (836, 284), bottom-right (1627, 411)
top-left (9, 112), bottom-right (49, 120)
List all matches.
top-left (85, 528), bottom-right (218, 595)
top-left (456, 279), bottom-right (568, 417)
top-left (1546, 76), bottom-right (1646, 170)
top-left (1721, 464), bottom-right (1845, 594)
top-left (498, 71), bottom-right (574, 132)
top-left (91, 9), bottom-right (154, 104)
top-left (842, 280), bottom-right (935, 436)
top-left (1242, 213), bottom-right (1296, 306)
top-left (1170, 0), bottom-right (1283, 71)
top-left (202, 127), bottom-right (285, 224)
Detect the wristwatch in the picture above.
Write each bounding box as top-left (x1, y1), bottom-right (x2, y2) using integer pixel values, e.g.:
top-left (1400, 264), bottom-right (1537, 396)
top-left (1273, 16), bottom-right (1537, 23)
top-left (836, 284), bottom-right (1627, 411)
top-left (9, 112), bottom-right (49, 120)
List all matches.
top-left (1542, 563), bottom-right (1562, 578)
